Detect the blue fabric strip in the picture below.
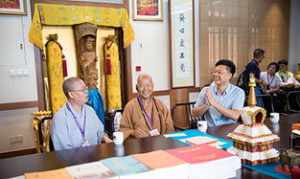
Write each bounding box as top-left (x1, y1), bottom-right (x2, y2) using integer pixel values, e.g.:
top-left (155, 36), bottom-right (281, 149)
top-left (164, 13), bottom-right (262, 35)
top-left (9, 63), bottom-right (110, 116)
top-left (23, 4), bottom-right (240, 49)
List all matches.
top-left (243, 163), bottom-right (291, 179)
top-left (87, 88), bottom-right (105, 125)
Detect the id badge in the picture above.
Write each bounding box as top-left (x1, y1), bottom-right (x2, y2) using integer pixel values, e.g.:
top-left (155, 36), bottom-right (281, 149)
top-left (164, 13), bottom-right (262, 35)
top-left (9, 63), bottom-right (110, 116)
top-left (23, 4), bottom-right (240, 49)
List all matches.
top-left (81, 139), bottom-right (90, 147)
top-left (149, 129), bottom-right (160, 136)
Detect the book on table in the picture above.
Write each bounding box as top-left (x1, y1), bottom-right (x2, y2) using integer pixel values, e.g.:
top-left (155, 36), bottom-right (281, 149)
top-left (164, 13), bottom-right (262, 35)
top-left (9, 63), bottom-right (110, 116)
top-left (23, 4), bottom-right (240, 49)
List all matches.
top-left (25, 168), bottom-right (72, 179)
top-left (101, 156), bottom-right (149, 176)
top-left (132, 150), bottom-right (190, 179)
top-left (167, 144), bottom-right (241, 179)
top-left (66, 161), bottom-right (118, 179)
top-left (164, 129), bottom-right (233, 150)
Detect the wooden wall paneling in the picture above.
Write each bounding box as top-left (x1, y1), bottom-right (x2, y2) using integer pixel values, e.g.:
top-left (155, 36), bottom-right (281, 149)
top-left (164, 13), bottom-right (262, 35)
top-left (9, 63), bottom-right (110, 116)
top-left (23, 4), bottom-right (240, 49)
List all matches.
top-left (170, 88), bottom-right (190, 129)
top-left (199, 0), bottom-right (290, 85)
top-left (0, 101), bottom-right (38, 111)
top-left (169, 89), bottom-right (177, 126)
top-left (198, 1), bottom-right (210, 85)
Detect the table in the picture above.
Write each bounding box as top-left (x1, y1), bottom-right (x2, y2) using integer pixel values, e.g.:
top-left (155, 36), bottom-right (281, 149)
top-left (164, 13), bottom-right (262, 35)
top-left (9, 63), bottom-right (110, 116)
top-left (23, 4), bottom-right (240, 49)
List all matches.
top-left (0, 136), bottom-right (186, 178)
top-left (1, 113), bottom-right (300, 178)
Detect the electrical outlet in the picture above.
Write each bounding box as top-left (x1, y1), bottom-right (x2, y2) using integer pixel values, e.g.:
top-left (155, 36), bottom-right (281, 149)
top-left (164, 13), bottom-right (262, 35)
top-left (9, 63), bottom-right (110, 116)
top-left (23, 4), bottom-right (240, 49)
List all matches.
top-left (9, 135), bottom-right (23, 145)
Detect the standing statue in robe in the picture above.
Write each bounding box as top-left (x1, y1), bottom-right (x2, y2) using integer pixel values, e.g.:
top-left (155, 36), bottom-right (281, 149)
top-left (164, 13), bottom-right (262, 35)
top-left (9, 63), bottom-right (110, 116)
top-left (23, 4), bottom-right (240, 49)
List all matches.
top-left (79, 35), bottom-right (98, 84)
top-left (74, 23), bottom-right (105, 125)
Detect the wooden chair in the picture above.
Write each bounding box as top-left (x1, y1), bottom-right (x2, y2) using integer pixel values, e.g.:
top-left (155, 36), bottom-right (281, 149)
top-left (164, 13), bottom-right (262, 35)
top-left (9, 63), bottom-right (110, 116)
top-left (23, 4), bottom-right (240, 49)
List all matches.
top-left (257, 94), bottom-right (275, 113)
top-left (236, 72), bottom-right (275, 113)
top-left (104, 109), bottom-right (123, 138)
top-left (172, 101), bottom-right (201, 130)
top-left (32, 111), bottom-right (53, 153)
top-left (286, 90), bottom-right (300, 113)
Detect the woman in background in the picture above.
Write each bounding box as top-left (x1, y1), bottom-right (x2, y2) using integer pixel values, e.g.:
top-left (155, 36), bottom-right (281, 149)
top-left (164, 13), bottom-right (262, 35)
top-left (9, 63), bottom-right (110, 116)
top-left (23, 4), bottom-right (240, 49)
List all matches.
top-left (260, 62), bottom-right (281, 93)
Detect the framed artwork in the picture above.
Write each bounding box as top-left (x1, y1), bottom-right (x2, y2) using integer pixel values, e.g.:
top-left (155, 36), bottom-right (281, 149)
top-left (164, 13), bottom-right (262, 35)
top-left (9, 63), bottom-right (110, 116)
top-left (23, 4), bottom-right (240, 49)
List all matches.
top-left (0, 0), bottom-right (26, 15)
top-left (169, 0), bottom-right (195, 88)
top-left (133, 0), bottom-right (163, 21)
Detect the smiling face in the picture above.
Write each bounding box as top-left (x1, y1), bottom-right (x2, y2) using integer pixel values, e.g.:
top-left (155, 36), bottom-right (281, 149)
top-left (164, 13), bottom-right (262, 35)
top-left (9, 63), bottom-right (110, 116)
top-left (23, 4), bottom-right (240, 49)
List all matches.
top-left (137, 75), bottom-right (154, 100)
top-left (212, 65), bottom-right (232, 86)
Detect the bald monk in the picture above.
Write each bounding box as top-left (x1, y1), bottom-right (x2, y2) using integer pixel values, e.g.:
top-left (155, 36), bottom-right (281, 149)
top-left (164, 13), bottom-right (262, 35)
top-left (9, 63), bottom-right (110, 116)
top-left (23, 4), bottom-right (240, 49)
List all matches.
top-left (120, 74), bottom-right (174, 139)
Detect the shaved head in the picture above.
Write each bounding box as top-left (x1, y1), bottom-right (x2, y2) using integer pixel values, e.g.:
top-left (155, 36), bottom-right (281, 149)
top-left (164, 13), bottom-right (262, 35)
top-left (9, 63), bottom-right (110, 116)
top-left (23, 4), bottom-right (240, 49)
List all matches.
top-left (136, 74), bottom-right (154, 99)
top-left (137, 74), bottom-right (153, 88)
top-left (63, 77), bottom-right (84, 98)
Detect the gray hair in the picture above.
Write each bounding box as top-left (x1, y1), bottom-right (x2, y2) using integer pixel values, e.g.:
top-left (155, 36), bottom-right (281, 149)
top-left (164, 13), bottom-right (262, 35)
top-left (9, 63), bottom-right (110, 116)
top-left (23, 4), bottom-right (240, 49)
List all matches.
top-left (62, 77), bottom-right (82, 98)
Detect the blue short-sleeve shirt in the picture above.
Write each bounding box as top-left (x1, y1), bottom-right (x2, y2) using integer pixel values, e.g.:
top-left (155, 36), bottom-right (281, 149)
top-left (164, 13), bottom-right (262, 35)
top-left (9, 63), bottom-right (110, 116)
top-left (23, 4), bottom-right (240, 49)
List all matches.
top-left (195, 82), bottom-right (245, 127)
top-left (51, 103), bottom-right (104, 151)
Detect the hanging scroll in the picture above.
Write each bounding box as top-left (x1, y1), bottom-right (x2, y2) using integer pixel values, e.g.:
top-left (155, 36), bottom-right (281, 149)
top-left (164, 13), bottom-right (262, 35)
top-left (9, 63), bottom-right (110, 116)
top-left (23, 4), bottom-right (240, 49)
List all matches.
top-left (169, 0), bottom-right (195, 88)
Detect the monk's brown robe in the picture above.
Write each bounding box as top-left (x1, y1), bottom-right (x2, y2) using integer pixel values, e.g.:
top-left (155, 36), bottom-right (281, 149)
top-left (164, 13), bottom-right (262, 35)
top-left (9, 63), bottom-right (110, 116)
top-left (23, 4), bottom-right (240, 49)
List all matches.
top-left (120, 98), bottom-right (175, 139)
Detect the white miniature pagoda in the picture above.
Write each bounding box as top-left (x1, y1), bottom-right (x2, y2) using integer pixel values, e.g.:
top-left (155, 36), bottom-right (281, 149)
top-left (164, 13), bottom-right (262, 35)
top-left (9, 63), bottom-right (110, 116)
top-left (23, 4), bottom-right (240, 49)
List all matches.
top-left (227, 74), bottom-right (280, 165)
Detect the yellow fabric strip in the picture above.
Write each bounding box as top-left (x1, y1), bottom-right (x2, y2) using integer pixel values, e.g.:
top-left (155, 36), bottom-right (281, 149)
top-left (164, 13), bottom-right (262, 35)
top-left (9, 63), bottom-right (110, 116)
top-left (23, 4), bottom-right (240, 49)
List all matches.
top-left (105, 42), bottom-right (122, 111)
top-left (46, 41), bottom-right (66, 113)
top-left (29, 5), bottom-right (43, 49)
top-left (29, 3), bottom-right (134, 49)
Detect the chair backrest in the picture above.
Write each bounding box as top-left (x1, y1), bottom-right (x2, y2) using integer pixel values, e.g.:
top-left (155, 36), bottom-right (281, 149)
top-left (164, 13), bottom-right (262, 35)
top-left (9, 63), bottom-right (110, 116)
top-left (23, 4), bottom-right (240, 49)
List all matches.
top-left (287, 90), bottom-right (300, 113)
top-left (104, 109), bottom-right (123, 138)
top-left (236, 71), bottom-right (248, 93)
top-left (173, 101), bottom-right (200, 130)
top-left (32, 114), bottom-right (53, 153)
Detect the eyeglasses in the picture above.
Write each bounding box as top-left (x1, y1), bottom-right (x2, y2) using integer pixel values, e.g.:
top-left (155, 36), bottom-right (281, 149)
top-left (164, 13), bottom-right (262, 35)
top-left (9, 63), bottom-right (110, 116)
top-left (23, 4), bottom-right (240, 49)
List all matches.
top-left (70, 88), bottom-right (88, 94)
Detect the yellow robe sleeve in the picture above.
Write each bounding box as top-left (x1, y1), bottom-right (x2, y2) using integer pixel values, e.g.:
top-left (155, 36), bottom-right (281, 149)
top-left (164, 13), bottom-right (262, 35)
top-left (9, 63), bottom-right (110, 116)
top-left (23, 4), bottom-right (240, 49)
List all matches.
top-left (119, 101), bottom-right (135, 139)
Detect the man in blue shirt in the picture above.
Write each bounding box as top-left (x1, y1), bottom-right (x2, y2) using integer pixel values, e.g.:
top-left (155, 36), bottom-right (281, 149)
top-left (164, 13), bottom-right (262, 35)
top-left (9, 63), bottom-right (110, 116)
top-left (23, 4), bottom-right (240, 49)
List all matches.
top-left (242, 48), bottom-right (265, 85)
top-left (242, 48), bottom-right (265, 106)
top-left (51, 77), bottom-right (108, 151)
top-left (192, 59), bottom-right (245, 127)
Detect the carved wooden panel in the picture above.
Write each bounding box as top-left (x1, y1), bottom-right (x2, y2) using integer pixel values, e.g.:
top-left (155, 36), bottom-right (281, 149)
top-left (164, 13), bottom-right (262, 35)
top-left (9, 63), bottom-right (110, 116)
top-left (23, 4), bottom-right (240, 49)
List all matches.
top-left (199, 0), bottom-right (290, 85)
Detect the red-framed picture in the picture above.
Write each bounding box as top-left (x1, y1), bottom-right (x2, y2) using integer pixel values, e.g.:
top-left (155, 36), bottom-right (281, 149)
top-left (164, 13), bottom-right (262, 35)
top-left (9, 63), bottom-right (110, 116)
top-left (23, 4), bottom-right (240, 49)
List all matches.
top-left (133, 0), bottom-right (163, 21)
top-left (0, 0), bottom-right (26, 15)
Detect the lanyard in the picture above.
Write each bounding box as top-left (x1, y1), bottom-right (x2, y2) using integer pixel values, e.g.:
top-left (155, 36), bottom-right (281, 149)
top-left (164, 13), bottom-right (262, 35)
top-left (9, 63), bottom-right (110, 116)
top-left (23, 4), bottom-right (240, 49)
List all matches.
top-left (137, 96), bottom-right (153, 130)
top-left (66, 103), bottom-right (86, 139)
top-left (267, 74), bottom-right (274, 86)
top-left (280, 73), bottom-right (288, 82)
